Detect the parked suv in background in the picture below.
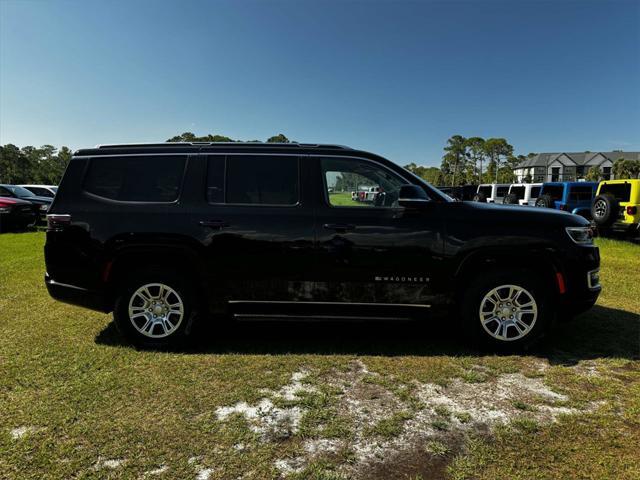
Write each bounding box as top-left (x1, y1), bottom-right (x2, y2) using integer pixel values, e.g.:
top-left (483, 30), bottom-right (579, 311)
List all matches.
top-left (0, 196), bottom-right (38, 232)
top-left (45, 143), bottom-right (601, 350)
top-left (534, 182), bottom-right (598, 218)
top-left (473, 184), bottom-right (510, 204)
top-left (19, 184), bottom-right (58, 198)
top-left (591, 179), bottom-right (640, 234)
top-left (504, 183), bottom-right (542, 206)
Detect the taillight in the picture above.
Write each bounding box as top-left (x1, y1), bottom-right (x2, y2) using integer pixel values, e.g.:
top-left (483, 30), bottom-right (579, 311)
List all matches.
top-left (47, 214), bottom-right (71, 231)
top-left (627, 206), bottom-right (637, 215)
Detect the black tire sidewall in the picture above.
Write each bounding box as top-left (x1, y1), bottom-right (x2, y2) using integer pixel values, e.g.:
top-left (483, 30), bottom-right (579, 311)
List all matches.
top-left (535, 194), bottom-right (552, 208)
top-left (114, 270), bottom-right (195, 348)
top-left (461, 270), bottom-right (551, 350)
top-left (591, 194), bottom-right (618, 226)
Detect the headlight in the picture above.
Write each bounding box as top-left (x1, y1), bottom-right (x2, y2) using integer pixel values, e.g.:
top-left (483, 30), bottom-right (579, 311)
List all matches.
top-left (0, 206), bottom-right (11, 214)
top-left (566, 226), bottom-right (594, 245)
top-left (40, 204), bottom-right (49, 212)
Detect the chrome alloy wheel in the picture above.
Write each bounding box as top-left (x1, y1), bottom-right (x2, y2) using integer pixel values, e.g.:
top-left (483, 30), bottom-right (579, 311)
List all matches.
top-left (128, 283), bottom-right (184, 338)
top-left (479, 284), bottom-right (538, 342)
top-left (593, 199), bottom-right (607, 218)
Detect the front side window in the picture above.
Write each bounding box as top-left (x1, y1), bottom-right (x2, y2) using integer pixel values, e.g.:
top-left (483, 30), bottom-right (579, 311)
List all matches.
top-left (84, 155), bottom-right (186, 202)
top-left (530, 186), bottom-right (541, 198)
top-left (321, 157), bottom-right (406, 208)
top-left (478, 186), bottom-right (492, 196)
top-left (496, 186), bottom-right (509, 197)
top-left (208, 155), bottom-right (299, 205)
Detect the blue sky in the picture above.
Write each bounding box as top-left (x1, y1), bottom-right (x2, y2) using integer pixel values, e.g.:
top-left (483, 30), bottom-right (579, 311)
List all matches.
top-left (1, 0), bottom-right (638, 166)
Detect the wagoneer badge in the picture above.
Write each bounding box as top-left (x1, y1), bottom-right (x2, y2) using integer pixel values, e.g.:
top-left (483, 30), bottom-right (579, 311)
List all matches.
top-left (374, 276), bottom-right (430, 283)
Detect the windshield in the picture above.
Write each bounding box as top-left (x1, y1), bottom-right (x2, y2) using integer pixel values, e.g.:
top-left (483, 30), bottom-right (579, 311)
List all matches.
top-left (2, 185), bottom-right (35, 197)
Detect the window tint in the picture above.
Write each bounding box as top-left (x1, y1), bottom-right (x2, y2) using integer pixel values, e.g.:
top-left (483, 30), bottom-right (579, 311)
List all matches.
top-left (226, 155), bottom-right (299, 205)
top-left (510, 186), bottom-right (525, 199)
top-left (530, 186), bottom-right (541, 198)
top-left (600, 183), bottom-right (631, 202)
top-left (543, 185), bottom-right (564, 200)
top-left (206, 155), bottom-right (225, 203)
top-left (0, 186), bottom-right (13, 196)
top-left (568, 186), bottom-right (594, 201)
top-left (478, 186), bottom-right (492, 196)
top-left (84, 155), bottom-right (185, 202)
top-left (496, 186), bottom-right (509, 197)
top-left (28, 187), bottom-right (53, 197)
top-left (321, 157), bottom-right (407, 208)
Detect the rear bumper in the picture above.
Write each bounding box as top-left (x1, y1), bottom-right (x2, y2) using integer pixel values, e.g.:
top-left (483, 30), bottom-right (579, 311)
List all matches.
top-left (45, 273), bottom-right (110, 313)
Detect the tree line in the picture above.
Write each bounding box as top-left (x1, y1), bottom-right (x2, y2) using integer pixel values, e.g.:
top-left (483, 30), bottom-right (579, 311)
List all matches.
top-left (2, 132), bottom-right (638, 185)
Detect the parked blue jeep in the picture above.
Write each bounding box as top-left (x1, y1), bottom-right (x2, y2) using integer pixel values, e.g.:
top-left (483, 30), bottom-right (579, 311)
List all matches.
top-left (534, 182), bottom-right (599, 218)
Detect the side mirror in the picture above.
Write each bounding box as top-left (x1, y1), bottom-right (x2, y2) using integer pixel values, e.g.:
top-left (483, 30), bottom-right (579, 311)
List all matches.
top-left (398, 185), bottom-right (430, 208)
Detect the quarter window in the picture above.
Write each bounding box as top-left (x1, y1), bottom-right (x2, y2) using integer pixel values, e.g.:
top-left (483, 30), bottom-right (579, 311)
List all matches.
top-left (84, 155), bottom-right (186, 202)
top-left (321, 157), bottom-right (407, 208)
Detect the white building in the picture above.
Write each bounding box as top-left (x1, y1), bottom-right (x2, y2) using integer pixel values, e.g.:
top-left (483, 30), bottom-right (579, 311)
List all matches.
top-left (513, 151), bottom-right (640, 183)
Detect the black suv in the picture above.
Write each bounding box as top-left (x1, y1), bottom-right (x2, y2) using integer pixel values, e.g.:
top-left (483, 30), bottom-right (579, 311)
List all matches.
top-left (45, 143), bottom-right (601, 349)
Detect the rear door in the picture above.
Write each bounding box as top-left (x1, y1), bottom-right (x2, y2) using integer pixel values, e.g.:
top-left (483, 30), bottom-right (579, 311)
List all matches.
top-left (193, 153), bottom-right (316, 314)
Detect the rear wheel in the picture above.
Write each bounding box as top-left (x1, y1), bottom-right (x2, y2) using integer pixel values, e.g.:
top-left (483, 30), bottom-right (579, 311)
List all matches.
top-left (114, 270), bottom-right (196, 348)
top-left (535, 194), bottom-right (554, 208)
top-left (460, 270), bottom-right (551, 350)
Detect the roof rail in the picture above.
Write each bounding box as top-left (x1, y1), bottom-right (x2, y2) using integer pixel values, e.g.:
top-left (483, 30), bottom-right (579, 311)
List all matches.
top-left (95, 142), bottom-right (353, 150)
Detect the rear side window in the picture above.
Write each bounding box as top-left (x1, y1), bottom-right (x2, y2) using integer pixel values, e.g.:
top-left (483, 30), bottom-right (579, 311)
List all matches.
top-left (530, 186), bottom-right (541, 198)
top-left (568, 186), bottom-right (594, 201)
top-left (84, 155), bottom-right (186, 202)
top-left (599, 183), bottom-right (631, 202)
top-left (510, 186), bottom-right (525, 199)
top-left (207, 155), bottom-right (299, 205)
top-left (542, 185), bottom-right (564, 200)
top-left (496, 186), bottom-right (509, 197)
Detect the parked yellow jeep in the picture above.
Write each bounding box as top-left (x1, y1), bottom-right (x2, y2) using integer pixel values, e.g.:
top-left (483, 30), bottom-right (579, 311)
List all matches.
top-left (591, 179), bottom-right (640, 234)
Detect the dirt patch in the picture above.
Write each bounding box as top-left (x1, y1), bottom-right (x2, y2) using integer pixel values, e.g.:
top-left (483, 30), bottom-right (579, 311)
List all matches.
top-left (213, 359), bottom-right (600, 479)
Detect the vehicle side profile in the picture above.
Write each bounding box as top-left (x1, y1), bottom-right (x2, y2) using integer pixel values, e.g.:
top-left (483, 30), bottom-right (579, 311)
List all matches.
top-left (504, 183), bottom-right (542, 206)
top-left (473, 183), bottom-right (510, 204)
top-left (534, 181), bottom-right (598, 218)
top-left (591, 179), bottom-right (640, 234)
top-left (44, 143), bottom-right (601, 350)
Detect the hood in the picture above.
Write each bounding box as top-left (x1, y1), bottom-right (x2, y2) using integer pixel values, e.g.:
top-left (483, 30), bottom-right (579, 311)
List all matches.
top-left (458, 201), bottom-right (590, 227)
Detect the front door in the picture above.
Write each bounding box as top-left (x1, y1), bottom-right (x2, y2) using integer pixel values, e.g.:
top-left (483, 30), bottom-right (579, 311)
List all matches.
top-left (312, 156), bottom-right (443, 318)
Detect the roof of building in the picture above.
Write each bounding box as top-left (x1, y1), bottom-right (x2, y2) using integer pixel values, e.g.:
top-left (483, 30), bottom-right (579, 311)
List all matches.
top-left (515, 151), bottom-right (640, 169)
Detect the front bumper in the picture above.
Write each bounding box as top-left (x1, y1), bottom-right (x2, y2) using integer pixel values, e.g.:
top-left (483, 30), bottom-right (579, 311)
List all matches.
top-left (45, 273), bottom-right (110, 312)
top-left (556, 245), bottom-right (601, 318)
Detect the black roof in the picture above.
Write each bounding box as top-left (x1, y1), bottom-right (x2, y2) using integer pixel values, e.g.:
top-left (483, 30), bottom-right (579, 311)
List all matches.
top-left (74, 142), bottom-right (354, 156)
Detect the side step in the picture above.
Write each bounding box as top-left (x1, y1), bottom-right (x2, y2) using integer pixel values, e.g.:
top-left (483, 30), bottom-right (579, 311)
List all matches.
top-left (233, 314), bottom-right (414, 322)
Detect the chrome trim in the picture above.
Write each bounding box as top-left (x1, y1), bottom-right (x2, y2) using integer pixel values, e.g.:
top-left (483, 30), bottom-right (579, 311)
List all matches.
top-left (228, 300), bottom-right (431, 308)
top-left (46, 279), bottom-right (89, 291)
top-left (233, 314), bottom-right (412, 321)
top-left (587, 269), bottom-right (601, 290)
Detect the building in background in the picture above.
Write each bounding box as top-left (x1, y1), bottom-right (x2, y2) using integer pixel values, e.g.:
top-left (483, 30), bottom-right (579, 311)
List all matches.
top-left (513, 151), bottom-right (640, 182)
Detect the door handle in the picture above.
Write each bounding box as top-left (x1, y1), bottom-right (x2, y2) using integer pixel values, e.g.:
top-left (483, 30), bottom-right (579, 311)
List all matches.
top-left (198, 220), bottom-right (229, 229)
top-left (323, 223), bottom-right (356, 232)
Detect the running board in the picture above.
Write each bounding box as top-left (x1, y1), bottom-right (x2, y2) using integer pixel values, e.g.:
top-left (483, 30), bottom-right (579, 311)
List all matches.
top-left (233, 314), bottom-right (414, 322)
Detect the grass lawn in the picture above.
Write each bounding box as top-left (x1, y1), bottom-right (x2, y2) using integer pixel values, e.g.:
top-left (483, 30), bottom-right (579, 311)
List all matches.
top-left (328, 192), bottom-right (368, 207)
top-left (1, 232), bottom-right (639, 479)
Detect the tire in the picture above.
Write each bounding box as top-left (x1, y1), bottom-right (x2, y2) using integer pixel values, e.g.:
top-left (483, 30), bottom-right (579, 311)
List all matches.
top-left (591, 194), bottom-right (618, 227)
top-left (535, 194), bottom-right (553, 208)
top-left (460, 270), bottom-right (551, 351)
top-left (472, 192), bottom-right (487, 203)
top-left (113, 269), bottom-right (197, 348)
top-left (503, 193), bottom-right (519, 205)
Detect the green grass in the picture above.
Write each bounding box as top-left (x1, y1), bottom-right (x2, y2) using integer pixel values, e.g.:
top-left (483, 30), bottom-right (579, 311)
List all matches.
top-left (1, 233), bottom-right (639, 479)
top-left (328, 192), bottom-right (368, 207)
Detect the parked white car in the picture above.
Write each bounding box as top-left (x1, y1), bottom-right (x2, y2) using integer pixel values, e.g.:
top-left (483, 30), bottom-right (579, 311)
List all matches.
top-left (473, 184), bottom-right (510, 204)
top-left (503, 183), bottom-right (542, 206)
top-left (19, 184), bottom-right (58, 198)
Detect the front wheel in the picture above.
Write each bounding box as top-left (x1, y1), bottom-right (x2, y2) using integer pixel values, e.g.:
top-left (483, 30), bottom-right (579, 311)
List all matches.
top-left (114, 271), bottom-right (196, 348)
top-left (460, 270), bottom-right (551, 350)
